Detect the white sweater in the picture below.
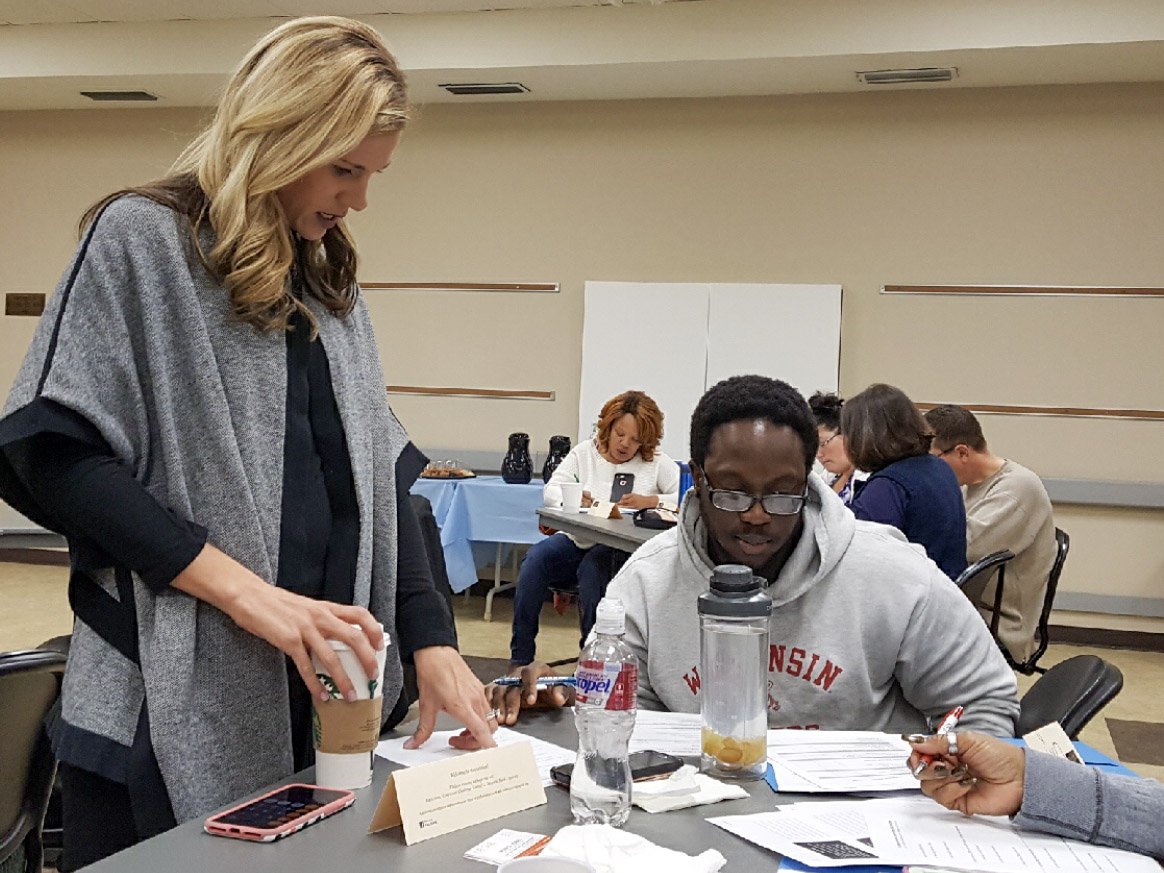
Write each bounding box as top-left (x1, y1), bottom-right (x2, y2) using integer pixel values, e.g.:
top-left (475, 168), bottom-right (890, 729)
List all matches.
top-left (544, 440), bottom-right (681, 548)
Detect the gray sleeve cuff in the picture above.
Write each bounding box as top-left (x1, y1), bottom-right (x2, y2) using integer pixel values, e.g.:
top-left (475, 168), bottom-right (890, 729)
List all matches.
top-left (1014, 750), bottom-right (1102, 842)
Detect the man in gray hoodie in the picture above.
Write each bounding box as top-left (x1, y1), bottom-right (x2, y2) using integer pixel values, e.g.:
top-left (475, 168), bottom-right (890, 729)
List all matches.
top-left (606, 375), bottom-right (1019, 735)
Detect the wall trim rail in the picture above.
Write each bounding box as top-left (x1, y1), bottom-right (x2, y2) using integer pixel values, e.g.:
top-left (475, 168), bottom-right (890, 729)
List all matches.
top-left (387, 385), bottom-right (554, 401)
top-left (916, 402), bottom-right (1164, 422)
top-left (363, 282), bottom-right (559, 293)
top-left (882, 284), bottom-right (1164, 298)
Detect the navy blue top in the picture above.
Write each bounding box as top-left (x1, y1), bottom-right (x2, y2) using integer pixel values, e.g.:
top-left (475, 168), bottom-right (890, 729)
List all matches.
top-left (850, 453), bottom-right (967, 581)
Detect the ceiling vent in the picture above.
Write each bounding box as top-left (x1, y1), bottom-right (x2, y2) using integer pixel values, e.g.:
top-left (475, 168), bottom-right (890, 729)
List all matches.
top-left (81, 90), bottom-right (159, 102)
top-left (439, 82), bottom-right (529, 96)
top-left (856, 67), bottom-right (958, 86)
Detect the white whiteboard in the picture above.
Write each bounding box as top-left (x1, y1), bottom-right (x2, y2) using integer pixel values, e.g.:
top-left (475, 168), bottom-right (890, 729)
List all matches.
top-left (579, 282), bottom-right (708, 460)
top-left (581, 281), bottom-right (842, 462)
top-left (705, 283), bottom-right (841, 400)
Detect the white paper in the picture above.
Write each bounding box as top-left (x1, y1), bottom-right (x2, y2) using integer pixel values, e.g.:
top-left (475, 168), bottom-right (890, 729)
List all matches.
top-left (629, 710), bottom-right (703, 756)
top-left (375, 727), bottom-right (574, 787)
top-left (464, 829), bottom-right (550, 865)
top-left (766, 730), bottom-right (919, 793)
top-left (1023, 721), bottom-right (1084, 764)
top-left (632, 765), bottom-right (749, 813)
top-left (709, 808), bottom-right (888, 868)
top-left (865, 796), bottom-right (1161, 873)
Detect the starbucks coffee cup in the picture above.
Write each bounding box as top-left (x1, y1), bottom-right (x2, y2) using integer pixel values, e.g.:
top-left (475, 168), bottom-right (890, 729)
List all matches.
top-left (311, 625), bottom-right (390, 789)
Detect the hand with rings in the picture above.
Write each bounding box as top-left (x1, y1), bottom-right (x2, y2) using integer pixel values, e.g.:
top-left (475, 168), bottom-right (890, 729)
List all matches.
top-left (904, 730), bottom-right (1026, 818)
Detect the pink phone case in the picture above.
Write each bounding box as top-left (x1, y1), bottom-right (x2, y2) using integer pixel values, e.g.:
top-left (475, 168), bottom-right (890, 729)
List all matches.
top-left (203, 783), bottom-right (355, 842)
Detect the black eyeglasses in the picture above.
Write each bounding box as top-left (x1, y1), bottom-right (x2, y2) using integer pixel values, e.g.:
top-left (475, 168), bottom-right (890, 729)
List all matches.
top-left (699, 470), bottom-right (807, 516)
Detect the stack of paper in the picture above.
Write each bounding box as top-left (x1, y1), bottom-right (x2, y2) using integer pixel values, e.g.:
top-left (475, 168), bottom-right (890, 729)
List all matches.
top-left (629, 710), bottom-right (703, 756)
top-left (765, 731), bottom-right (917, 793)
top-left (463, 829), bottom-right (551, 865)
top-left (710, 796), bottom-right (1161, 872)
top-left (375, 727), bottom-right (575, 787)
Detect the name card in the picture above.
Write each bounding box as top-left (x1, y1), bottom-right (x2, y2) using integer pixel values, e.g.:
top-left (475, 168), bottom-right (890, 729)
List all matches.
top-left (587, 500), bottom-right (622, 519)
top-left (368, 740), bottom-right (546, 845)
top-left (1023, 721), bottom-right (1083, 764)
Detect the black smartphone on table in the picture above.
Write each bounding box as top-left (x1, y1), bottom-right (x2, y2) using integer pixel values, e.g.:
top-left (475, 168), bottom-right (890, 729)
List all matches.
top-left (549, 750), bottom-right (683, 788)
top-left (610, 472), bottom-right (635, 503)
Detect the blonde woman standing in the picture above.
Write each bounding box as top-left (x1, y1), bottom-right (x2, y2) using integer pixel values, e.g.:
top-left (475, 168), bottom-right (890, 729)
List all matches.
top-left (0, 18), bottom-right (494, 867)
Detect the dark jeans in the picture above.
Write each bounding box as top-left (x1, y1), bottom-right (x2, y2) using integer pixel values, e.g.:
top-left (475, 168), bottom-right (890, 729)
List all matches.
top-left (509, 534), bottom-right (628, 664)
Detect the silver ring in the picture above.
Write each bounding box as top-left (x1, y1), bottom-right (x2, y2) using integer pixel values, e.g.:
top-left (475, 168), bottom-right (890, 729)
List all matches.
top-left (946, 732), bottom-right (959, 756)
top-left (487, 709), bottom-right (501, 722)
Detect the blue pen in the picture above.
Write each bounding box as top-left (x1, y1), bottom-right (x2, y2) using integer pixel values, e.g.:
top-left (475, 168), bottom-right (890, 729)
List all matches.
top-left (491, 676), bottom-right (576, 688)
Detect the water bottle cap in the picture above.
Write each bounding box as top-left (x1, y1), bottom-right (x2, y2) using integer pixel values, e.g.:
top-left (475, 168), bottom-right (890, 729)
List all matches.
top-left (710, 564), bottom-right (761, 595)
top-left (698, 565), bottom-right (773, 618)
top-left (594, 597), bottom-right (626, 635)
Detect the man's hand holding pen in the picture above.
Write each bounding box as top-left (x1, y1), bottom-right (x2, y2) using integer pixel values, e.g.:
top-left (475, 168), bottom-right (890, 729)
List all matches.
top-left (488, 661), bottom-right (575, 725)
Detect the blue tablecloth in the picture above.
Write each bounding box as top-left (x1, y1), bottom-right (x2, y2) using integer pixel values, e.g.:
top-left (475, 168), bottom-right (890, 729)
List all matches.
top-left (410, 475), bottom-right (546, 592)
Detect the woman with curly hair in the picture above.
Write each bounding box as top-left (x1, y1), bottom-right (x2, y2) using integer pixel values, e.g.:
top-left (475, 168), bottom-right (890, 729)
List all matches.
top-left (507, 390), bottom-right (680, 673)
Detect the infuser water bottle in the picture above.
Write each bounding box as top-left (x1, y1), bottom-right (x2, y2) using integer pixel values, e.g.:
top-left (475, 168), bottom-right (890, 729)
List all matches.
top-left (698, 564), bottom-right (772, 781)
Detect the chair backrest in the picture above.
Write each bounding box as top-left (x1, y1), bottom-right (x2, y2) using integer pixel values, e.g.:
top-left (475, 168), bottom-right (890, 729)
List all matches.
top-left (0, 649), bottom-right (67, 873)
top-left (1021, 527), bottom-right (1069, 672)
top-left (954, 549), bottom-right (1015, 590)
top-left (1017, 654), bottom-right (1123, 739)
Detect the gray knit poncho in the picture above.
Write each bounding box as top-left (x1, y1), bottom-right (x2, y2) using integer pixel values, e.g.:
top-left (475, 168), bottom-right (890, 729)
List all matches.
top-left (2, 196), bottom-right (408, 822)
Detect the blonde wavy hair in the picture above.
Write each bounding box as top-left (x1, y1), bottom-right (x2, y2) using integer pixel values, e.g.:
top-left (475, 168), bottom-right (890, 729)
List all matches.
top-left (82, 16), bottom-right (409, 332)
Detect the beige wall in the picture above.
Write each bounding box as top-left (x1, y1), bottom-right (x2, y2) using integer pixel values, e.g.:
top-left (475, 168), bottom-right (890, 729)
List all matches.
top-left (1, 82), bottom-right (1162, 613)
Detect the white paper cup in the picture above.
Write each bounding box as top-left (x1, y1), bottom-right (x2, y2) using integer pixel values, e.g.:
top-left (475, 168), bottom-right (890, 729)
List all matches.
top-left (311, 625), bottom-right (390, 789)
top-left (499, 859), bottom-right (596, 873)
top-left (560, 482), bottom-right (583, 512)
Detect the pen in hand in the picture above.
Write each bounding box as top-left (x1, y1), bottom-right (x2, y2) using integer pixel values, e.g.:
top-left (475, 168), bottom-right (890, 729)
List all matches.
top-left (491, 676), bottom-right (576, 688)
top-left (912, 705), bottom-right (963, 776)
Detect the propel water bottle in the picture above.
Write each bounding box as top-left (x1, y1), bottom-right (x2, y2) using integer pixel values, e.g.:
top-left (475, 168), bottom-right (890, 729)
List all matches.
top-left (571, 597), bottom-right (638, 826)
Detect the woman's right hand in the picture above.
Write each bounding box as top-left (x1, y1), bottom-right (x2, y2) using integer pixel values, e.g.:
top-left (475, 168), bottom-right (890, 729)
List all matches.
top-left (581, 490), bottom-right (594, 508)
top-left (488, 661), bottom-right (574, 725)
top-left (906, 731), bottom-right (1026, 818)
top-left (173, 543), bottom-right (384, 703)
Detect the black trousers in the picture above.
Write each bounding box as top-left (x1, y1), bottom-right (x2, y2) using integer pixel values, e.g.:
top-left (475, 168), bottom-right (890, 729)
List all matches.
top-left (58, 763), bottom-right (140, 872)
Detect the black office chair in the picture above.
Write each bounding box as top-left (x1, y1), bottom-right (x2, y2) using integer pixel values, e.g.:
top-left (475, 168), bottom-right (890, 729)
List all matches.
top-left (1010, 527), bottom-right (1070, 675)
top-left (954, 549), bottom-right (1015, 641)
top-left (1017, 654), bottom-right (1123, 739)
top-left (0, 649), bottom-right (67, 873)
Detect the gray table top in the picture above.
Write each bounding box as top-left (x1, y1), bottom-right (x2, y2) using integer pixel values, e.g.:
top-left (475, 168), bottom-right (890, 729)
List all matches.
top-left (86, 709), bottom-right (788, 872)
top-left (536, 507), bottom-right (663, 552)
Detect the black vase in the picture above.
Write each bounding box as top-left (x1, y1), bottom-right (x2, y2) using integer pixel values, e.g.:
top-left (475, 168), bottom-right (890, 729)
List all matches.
top-left (542, 435), bottom-right (572, 483)
top-left (501, 432), bottom-right (533, 484)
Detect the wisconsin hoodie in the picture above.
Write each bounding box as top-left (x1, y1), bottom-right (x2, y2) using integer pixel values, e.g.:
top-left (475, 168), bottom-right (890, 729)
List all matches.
top-left (604, 473), bottom-right (1019, 736)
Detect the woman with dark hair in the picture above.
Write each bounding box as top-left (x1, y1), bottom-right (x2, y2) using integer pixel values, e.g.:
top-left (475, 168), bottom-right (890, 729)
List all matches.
top-left (843, 384), bottom-right (967, 580)
top-left (508, 390), bottom-right (680, 670)
top-left (807, 392), bottom-right (862, 505)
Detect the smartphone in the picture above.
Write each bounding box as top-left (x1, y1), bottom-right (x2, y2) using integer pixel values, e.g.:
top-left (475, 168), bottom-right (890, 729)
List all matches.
top-left (549, 750), bottom-right (683, 788)
top-left (204, 783), bottom-right (355, 842)
top-left (610, 472), bottom-right (635, 503)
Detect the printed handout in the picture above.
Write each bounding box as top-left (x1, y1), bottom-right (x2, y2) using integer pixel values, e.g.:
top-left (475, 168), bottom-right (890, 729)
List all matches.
top-left (375, 727), bottom-right (574, 787)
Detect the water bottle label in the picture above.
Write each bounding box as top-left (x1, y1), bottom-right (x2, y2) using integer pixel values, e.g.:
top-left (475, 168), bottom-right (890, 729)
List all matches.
top-left (574, 659), bottom-right (637, 710)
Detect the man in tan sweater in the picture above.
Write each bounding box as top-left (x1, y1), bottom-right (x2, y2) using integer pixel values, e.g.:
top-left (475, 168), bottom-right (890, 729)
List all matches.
top-left (925, 405), bottom-right (1057, 664)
